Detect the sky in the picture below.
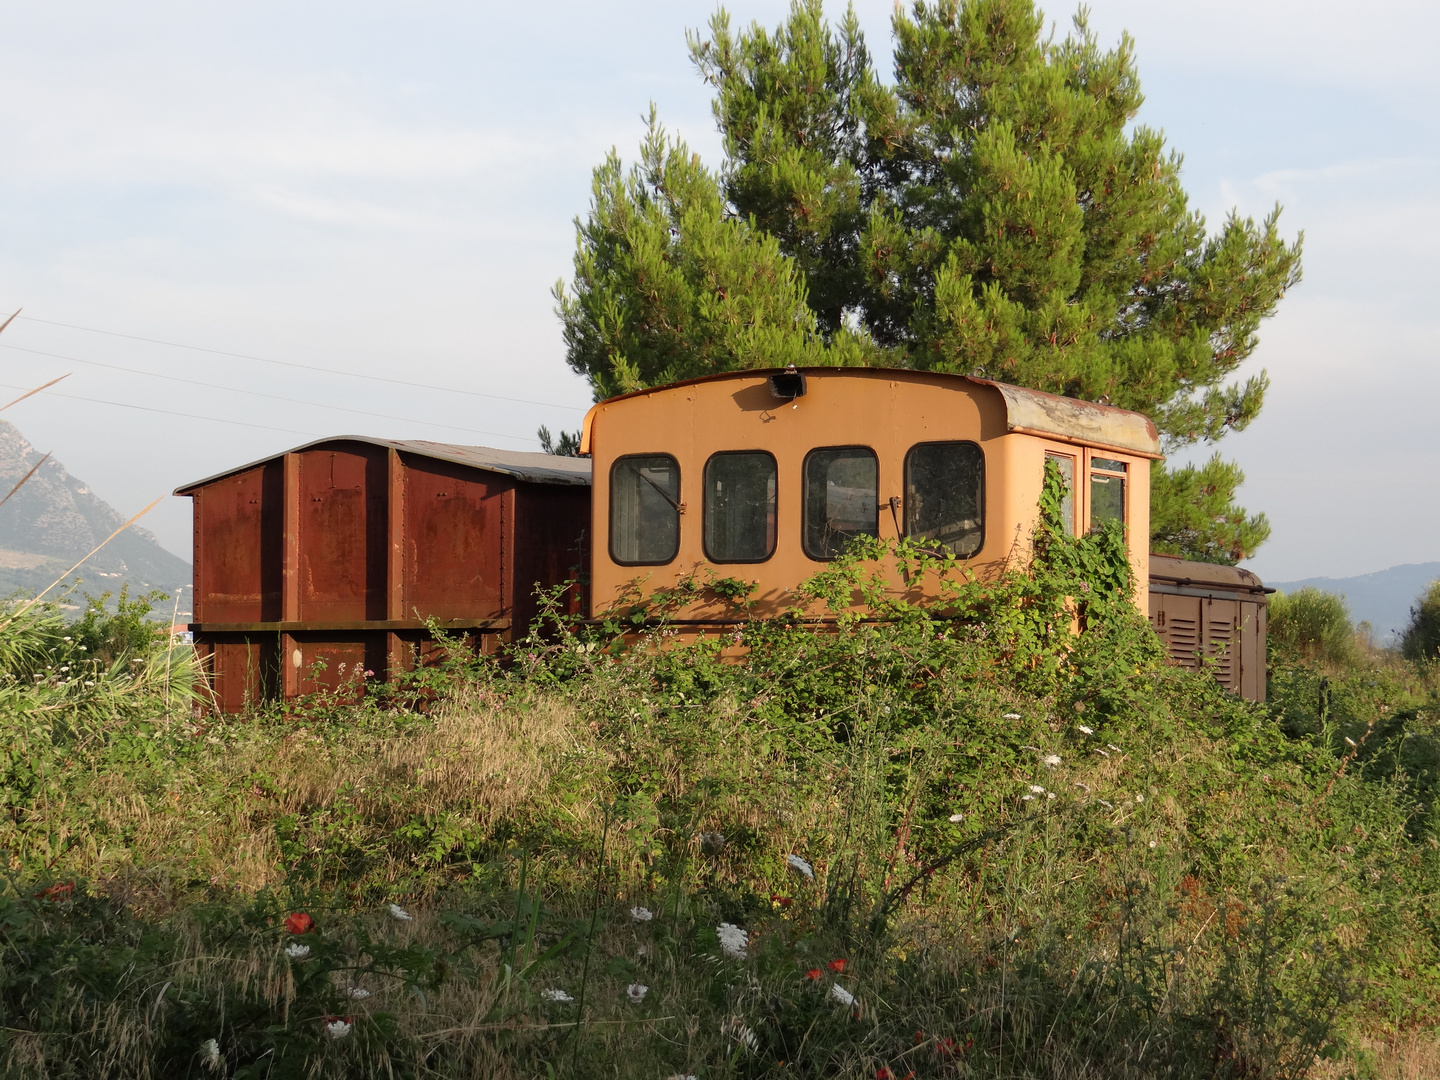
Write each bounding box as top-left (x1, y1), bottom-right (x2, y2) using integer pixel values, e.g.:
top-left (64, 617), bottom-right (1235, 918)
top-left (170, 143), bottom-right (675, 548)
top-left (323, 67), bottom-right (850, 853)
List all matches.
top-left (0, 0), bottom-right (1435, 582)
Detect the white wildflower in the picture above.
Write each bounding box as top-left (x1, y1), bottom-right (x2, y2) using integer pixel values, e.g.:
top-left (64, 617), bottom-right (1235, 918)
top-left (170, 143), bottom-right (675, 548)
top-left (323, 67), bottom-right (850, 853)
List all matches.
top-left (1029, 785), bottom-right (1046, 794)
top-left (345, 987), bottom-right (371, 1000)
top-left (830, 982), bottom-right (857, 1007)
top-left (1003, 712), bottom-right (1021, 720)
top-left (84, 680), bottom-right (95, 687)
top-left (1094, 748), bottom-right (1110, 758)
top-left (199, 1038), bottom-right (221, 1067)
top-left (636, 944), bottom-right (651, 958)
top-left (324, 1019), bottom-right (352, 1040)
top-left (626, 982), bottom-right (649, 1004)
top-left (541, 988), bottom-right (575, 1003)
top-left (1043, 754), bottom-right (1062, 768)
top-left (948, 812), bottom-right (964, 823)
top-left (284, 943), bottom-right (310, 960)
top-left (1134, 794), bottom-right (1145, 803)
top-left (63, 637), bottom-right (71, 642)
top-left (1149, 840), bottom-right (1157, 848)
top-left (630, 905), bottom-right (654, 922)
top-left (787, 854), bottom-right (814, 880)
top-left (717, 923), bottom-right (749, 960)
top-left (1021, 794), bottom-right (1035, 802)
top-left (1097, 799), bottom-right (1113, 809)
top-left (1107, 744), bottom-right (1122, 753)
top-left (1078, 725), bottom-right (1094, 735)
top-left (388, 903), bottom-right (412, 921)
top-left (1047, 792), bottom-right (1056, 800)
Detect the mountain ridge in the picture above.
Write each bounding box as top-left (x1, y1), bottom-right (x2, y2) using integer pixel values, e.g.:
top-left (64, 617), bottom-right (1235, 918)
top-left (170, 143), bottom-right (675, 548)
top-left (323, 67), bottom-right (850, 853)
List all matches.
top-left (1266, 561), bottom-right (1440, 643)
top-left (0, 419), bottom-right (191, 610)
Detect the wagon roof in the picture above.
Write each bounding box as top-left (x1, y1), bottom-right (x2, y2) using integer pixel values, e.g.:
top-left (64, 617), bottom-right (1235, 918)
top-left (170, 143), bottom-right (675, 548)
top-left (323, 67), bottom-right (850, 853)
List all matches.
top-left (174, 437), bottom-right (592, 494)
top-left (581, 368), bottom-right (1163, 459)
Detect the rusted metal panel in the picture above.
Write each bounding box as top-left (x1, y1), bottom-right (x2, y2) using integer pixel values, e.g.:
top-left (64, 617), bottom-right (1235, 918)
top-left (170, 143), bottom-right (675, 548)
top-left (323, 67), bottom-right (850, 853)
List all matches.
top-left (296, 446), bottom-right (387, 622)
top-left (191, 462), bottom-right (282, 624)
top-left (203, 637), bottom-right (278, 713)
top-left (401, 453), bottom-right (506, 622)
top-left (512, 483), bottom-right (591, 634)
top-left (1148, 555), bottom-right (1270, 702)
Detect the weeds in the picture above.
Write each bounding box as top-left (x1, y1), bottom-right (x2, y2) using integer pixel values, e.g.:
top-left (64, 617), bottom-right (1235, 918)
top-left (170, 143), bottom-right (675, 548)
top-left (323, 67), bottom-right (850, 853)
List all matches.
top-left (1, 479), bottom-right (1439, 1075)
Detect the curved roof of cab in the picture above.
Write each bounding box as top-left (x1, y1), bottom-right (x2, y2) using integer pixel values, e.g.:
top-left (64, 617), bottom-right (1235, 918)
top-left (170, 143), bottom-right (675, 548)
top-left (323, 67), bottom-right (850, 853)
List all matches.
top-left (579, 367), bottom-right (1163, 460)
top-left (174, 436), bottom-right (592, 495)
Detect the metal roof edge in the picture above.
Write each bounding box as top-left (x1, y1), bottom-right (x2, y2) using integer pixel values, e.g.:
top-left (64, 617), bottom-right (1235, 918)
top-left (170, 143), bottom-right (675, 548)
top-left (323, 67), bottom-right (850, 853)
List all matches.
top-left (580, 368), bottom-right (1162, 459)
top-left (174, 436), bottom-right (592, 494)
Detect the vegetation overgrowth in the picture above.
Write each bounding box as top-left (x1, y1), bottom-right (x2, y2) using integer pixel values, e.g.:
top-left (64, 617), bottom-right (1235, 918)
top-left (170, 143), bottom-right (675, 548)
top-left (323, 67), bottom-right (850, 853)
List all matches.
top-left (3, 492), bottom-right (1440, 1078)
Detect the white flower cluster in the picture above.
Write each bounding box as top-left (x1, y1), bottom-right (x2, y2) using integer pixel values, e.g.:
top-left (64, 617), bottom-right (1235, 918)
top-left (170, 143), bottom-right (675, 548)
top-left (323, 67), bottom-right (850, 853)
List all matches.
top-left (324, 1019), bottom-right (352, 1041)
top-left (284, 943), bottom-right (310, 960)
top-left (717, 923), bottom-right (748, 960)
top-left (626, 982), bottom-right (649, 1004)
top-left (541, 988), bottom-right (575, 1003)
top-left (786, 854), bottom-right (814, 880)
top-left (630, 905), bottom-right (654, 922)
top-left (388, 903), bottom-right (412, 922)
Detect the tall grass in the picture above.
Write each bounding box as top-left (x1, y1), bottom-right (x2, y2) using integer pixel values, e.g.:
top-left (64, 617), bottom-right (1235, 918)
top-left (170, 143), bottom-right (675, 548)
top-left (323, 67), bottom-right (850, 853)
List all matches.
top-left (3, 514), bottom-right (1440, 1075)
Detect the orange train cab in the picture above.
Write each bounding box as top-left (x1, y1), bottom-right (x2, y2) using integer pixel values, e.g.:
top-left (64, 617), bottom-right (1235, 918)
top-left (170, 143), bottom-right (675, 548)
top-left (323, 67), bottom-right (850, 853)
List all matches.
top-left (580, 368), bottom-right (1163, 626)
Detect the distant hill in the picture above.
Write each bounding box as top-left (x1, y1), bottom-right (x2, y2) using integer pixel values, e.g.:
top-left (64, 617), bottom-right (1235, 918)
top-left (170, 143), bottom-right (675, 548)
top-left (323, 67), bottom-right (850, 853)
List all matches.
top-left (0, 419), bottom-right (191, 614)
top-left (1267, 562), bottom-right (1440, 643)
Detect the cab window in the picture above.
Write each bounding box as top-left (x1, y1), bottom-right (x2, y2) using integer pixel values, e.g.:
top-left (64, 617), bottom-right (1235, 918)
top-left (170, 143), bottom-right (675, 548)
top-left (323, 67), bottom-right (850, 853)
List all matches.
top-left (1089, 456), bottom-right (1127, 530)
top-left (704, 451), bottom-right (776, 563)
top-left (610, 454), bottom-right (681, 565)
top-left (906, 442), bottom-right (984, 556)
top-left (803, 446), bottom-right (878, 559)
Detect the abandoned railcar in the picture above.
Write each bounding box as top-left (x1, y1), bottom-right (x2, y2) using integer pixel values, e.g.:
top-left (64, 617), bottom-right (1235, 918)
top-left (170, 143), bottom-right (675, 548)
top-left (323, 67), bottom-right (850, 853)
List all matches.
top-left (581, 367), bottom-right (1162, 623)
top-left (176, 438), bottom-right (588, 712)
top-left (182, 368), bottom-right (1268, 712)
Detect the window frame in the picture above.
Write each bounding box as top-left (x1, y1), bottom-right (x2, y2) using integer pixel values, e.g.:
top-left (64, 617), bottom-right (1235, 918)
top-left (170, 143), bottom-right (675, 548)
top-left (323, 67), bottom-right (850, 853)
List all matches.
top-left (1086, 451), bottom-right (1129, 532)
top-left (904, 439), bottom-right (987, 558)
top-left (1043, 450), bottom-right (1078, 537)
top-left (608, 452), bottom-right (683, 567)
top-left (801, 444), bottom-right (880, 562)
top-left (702, 449), bottom-right (778, 565)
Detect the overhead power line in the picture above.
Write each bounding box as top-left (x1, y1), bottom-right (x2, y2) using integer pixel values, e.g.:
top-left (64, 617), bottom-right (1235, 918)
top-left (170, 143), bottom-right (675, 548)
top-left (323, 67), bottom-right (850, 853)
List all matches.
top-left (0, 379), bottom-right (323, 438)
top-left (8, 312), bottom-right (588, 412)
top-left (0, 342), bottom-right (536, 444)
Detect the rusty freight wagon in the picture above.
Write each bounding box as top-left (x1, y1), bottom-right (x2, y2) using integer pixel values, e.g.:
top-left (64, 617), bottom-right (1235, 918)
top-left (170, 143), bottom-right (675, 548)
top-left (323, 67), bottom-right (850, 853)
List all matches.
top-left (177, 438), bottom-right (589, 712)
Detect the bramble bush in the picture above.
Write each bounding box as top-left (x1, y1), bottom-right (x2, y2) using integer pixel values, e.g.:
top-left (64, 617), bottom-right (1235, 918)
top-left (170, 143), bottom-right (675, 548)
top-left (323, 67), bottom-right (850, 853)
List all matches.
top-left (2, 475), bottom-right (1439, 1077)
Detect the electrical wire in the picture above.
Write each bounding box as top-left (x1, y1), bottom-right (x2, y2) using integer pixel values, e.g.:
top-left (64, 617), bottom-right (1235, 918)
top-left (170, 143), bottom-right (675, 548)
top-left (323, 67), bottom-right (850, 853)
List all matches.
top-left (0, 380), bottom-right (323, 438)
top-left (7, 312), bottom-right (589, 412)
top-left (0, 341), bottom-right (537, 444)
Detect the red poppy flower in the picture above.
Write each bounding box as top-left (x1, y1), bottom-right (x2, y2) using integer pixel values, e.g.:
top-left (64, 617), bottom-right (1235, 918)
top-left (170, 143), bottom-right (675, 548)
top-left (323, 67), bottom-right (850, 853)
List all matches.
top-left (877, 1069), bottom-right (893, 1080)
top-left (804, 968), bottom-right (823, 981)
top-left (770, 895), bottom-right (793, 908)
top-left (914, 1029), bottom-right (926, 1044)
top-left (826, 958), bottom-right (847, 973)
top-left (284, 912), bottom-right (314, 935)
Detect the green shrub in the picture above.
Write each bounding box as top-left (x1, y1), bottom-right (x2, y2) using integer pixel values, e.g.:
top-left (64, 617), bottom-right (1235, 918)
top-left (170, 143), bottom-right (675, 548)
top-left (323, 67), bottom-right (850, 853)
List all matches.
top-left (1269, 586), bottom-right (1357, 667)
top-left (1401, 579), bottom-right (1440, 663)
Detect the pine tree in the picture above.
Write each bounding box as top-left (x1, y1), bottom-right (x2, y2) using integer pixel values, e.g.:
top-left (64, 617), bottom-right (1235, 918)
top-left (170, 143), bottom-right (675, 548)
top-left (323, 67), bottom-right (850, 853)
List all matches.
top-left (556, 0), bottom-right (1301, 562)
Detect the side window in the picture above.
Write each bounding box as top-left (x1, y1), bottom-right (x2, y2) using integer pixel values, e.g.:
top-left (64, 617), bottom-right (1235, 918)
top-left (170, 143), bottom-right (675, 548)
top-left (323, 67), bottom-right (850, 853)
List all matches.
top-left (1045, 452), bottom-right (1077, 536)
top-left (1089, 456), bottom-right (1127, 530)
top-left (704, 451), bottom-right (777, 563)
top-left (803, 446), bottom-right (878, 559)
top-left (906, 441), bottom-right (985, 556)
top-left (610, 454), bottom-right (681, 565)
